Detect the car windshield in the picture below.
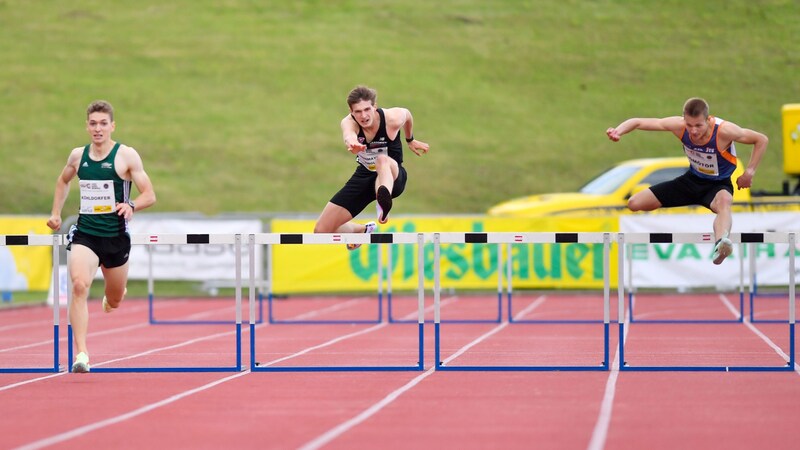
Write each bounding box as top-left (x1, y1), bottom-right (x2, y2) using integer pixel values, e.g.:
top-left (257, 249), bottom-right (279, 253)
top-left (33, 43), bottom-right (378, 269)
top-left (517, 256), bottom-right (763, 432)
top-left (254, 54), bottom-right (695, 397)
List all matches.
top-left (579, 165), bottom-right (641, 195)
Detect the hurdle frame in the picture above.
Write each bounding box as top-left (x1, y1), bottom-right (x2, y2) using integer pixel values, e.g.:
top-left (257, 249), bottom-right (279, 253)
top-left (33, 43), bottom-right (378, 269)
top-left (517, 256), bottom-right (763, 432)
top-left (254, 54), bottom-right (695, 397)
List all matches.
top-left (434, 232), bottom-right (612, 371)
top-left (146, 238), bottom-right (265, 326)
top-left (0, 234), bottom-right (62, 373)
top-left (266, 235), bottom-right (383, 325)
top-left (625, 236), bottom-right (745, 324)
top-left (619, 232), bottom-right (796, 372)
top-left (250, 232), bottom-right (425, 372)
top-left (389, 239), bottom-right (503, 324)
top-left (505, 240), bottom-right (620, 325)
top-left (68, 233), bottom-right (244, 373)
top-left (747, 240), bottom-right (798, 324)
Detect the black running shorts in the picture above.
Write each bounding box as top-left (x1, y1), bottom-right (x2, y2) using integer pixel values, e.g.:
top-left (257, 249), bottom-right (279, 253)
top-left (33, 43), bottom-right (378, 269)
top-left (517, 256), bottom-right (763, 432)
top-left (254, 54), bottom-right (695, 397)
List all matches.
top-left (330, 165), bottom-right (407, 218)
top-left (68, 229), bottom-right (132, 269)
top-left (649, 171), bottom-right (733, 210)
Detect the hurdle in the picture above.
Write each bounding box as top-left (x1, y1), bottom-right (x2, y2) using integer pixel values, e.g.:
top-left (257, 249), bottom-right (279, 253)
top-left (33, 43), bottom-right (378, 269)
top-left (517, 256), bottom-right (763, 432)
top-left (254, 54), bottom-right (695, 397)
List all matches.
top-left (625, 235), bottom-right (745, 324)
top-left (747, 240), bottom-right (798, 324)
top-left (250, 232), bottom-right (425, 372)
top-left (267, 237), bottom-right (383, 325)
top-left (68, 233), bottom-right (243, 373)
top-left (389, 239), bottom-right (503, 324)
top-left (619, 232), bottom-right (796, 372)
top-left (434, 232), bottom-right (612, 371)
top-left (146, 242), bottom-right (264, 325)
top-left (504, 239), bottom-right (620, 325)
top-left (0, 234), bottom-right (62, 373)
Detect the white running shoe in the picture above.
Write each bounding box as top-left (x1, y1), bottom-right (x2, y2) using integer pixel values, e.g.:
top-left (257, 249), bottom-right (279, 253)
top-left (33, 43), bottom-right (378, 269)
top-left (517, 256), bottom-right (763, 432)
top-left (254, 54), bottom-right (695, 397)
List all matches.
top-left (102, 288), bottom-right (127, 313)
top-left (347, 222), bottom-right (376, 251)
top-left (72, 352), bottom-right (90, 373)
top-left (712, 237), bottom-right (733, 265)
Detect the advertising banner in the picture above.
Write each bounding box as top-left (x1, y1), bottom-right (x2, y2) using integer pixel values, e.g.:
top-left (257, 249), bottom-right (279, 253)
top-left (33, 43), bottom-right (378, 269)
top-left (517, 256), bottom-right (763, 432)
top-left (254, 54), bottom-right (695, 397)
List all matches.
top-left (620, 212), bottom-right (799, 288)
top-left (271, 216), bottom-right (618, 293)
top-left (127, 218), bottom-right (263, 281)
top-left (0, 216), bottom-right (52, 291)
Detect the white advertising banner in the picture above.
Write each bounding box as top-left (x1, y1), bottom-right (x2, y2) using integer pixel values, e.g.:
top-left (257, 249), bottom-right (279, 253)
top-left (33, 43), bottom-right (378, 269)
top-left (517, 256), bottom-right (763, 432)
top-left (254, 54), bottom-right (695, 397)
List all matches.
top-left (127, 218), bottom-right (263, 281)
top-left (620, 213), bottom-right (799, 289)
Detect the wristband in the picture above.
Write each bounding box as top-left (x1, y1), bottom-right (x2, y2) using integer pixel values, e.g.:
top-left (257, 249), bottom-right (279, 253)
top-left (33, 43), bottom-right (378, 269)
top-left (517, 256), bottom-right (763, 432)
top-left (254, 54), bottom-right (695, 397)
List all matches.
top-left (405, 135), bottom-right (414, 143)
top-left (127, 200), bottom-right (135, 211)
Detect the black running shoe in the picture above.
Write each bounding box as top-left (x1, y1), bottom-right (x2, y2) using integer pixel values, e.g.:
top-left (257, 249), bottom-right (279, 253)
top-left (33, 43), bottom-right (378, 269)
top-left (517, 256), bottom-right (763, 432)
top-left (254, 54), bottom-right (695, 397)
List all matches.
top-left (376, 185), bottom-right (392, 224)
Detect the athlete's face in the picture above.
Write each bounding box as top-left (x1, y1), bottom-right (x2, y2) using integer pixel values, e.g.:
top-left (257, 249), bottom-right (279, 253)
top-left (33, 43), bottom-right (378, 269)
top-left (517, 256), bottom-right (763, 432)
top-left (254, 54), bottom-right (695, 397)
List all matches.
top-left (86, 112), bottom-right (115, 146)
top-left (349, 100), bottom-right (376, 128)
top-left (684, 114), bottom-right (711, 141)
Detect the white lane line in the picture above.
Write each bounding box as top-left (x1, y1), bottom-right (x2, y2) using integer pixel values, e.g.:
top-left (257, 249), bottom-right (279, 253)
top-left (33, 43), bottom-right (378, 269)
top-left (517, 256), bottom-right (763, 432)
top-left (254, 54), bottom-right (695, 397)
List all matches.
top-left (10, 295), bottom-right (462, 449)
top-left (586, 316), bottom-right (627, 450)
top-left (298, 296), bottom-right (548, 450)
top-left (587, 291), bottom-right (798, 450)
top-left (297, 367), bottom-right (436, 450)
top-left (443, 295), bottom-right (546, 365)
top-left (718, 293), bottom-right (800, 374)
top-left (14, 370), bottom-right (252, 450)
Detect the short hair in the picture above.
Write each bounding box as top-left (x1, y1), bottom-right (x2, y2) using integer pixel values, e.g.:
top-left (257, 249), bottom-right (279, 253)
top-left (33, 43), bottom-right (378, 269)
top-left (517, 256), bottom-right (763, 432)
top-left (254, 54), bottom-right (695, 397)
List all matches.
top-left (86, 100), bottom-right (114, 122)
top-left (347, 86), bottom-right (377, 108)
top-left (683, 98), bottom-right (709, 118)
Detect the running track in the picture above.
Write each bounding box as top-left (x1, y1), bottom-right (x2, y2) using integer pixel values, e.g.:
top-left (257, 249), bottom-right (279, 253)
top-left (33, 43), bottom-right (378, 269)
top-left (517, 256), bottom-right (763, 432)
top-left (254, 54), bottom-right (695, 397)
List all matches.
top-left (1, 293), bottom-right (799, 450)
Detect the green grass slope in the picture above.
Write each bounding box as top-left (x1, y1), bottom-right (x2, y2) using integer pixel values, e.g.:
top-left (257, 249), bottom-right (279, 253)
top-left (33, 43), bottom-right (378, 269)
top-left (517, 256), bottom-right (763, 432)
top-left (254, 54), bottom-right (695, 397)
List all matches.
top-left (1, 0), bottom-right (798, 216)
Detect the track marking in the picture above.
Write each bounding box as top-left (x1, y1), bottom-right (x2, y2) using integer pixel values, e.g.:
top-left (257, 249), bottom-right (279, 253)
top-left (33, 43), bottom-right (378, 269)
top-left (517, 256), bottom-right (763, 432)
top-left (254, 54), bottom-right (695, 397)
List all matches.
top-left (14, 370), bottom-right (252, 450)
top-left (283, 297), bottom-right (372, 321)
top-left (298, 296), bottom-right (547, 450)
top-left (10, 295), bottom-right (462, 449)
top-left (443, 295), bottom-right (546, 364)
top-left (587, 313), bottom-right (628, 450)
top-left (587, 291), bottom-right (798, 450)
top-left (718, 293), bottom-right (800, 374)
top-left (298, 367), bottom-right (435, 450)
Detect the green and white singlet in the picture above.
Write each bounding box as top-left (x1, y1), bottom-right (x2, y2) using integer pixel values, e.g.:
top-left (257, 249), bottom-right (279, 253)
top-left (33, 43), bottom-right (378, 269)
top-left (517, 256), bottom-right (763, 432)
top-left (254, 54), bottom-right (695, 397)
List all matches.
top-left (76, 143), bottom-right (132, 237)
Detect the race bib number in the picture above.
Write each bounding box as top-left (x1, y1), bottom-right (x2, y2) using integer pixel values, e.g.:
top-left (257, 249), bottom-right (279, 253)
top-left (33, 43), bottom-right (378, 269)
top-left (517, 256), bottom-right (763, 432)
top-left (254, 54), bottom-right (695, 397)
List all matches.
top-left (79, 180), bottom-right (115, 214)
top-left (356, 146), bottom-right (387, 172)
top-left (683, 148), bottom-right (719, 177)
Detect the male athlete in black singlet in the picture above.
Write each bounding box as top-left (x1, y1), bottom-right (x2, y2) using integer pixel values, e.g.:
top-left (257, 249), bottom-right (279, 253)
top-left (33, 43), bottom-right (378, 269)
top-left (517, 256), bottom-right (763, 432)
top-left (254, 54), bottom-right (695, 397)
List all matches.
top-left (314, 86), bottom-right (430, 250)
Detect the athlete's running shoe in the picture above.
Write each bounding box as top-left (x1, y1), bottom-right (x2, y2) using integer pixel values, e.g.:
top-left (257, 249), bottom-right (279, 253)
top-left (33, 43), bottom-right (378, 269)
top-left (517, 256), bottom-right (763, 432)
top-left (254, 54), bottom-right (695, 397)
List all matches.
top-left (347, 222), bottom-right (376, 251)
top-left (712, 237), bottom-right (733, 265)
top-left (72, 352), bottom-right (90, 373)
top-left (376, 186), bottom-right (392, 224)
top-left (102, 288), bottom-right (127, 313)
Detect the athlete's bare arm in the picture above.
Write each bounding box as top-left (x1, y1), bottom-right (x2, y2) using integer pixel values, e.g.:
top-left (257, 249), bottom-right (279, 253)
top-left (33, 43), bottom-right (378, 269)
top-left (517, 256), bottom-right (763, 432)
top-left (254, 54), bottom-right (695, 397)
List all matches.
top-left (718, 122), bottom-right (768, 190)
top-left (606, 116), bottom-right (685, 141)
top-left (46, 148), bottom-right (83, 231)
top-left (341, 115), bottom-right (366, 154)
top-left (383, 107), bottom-right (430, 156)
top-left (116, 146), bottom-right (156, 219)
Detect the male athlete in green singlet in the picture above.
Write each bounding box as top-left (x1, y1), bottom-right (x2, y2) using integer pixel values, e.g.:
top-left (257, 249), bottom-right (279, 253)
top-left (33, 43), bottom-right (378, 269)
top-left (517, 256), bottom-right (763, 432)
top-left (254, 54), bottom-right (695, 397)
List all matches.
top-left (47, 100), bottom-right (156, 373)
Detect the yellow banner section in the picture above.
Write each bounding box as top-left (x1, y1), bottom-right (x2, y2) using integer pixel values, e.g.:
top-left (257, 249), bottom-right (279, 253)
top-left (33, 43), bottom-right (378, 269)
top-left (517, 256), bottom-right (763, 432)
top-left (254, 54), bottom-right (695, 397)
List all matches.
top-left (271, 216), bottom-right (619, 293)
top-left (0, 216), bottom-right (52, 291)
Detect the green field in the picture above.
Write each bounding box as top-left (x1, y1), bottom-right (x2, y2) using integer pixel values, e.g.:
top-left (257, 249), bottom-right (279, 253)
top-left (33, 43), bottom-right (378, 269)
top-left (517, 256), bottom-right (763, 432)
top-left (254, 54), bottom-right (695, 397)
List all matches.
top-left (1, 0), bottom-right (798, 217)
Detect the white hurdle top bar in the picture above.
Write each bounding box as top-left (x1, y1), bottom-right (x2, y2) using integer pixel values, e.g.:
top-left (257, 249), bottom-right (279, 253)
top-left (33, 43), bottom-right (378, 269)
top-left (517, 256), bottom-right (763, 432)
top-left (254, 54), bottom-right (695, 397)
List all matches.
top-left (3, 232), bottom-right (796, 246)
top-left (1, 234), bottom-right (63, 246)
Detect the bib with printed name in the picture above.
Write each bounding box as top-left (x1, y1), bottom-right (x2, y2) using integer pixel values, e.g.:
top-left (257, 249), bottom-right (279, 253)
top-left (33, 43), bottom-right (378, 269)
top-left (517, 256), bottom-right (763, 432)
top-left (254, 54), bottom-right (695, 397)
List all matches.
top-left (680, 117), bottom-right (738, 180)
top-left (79, 180), bottom-right (116, 214)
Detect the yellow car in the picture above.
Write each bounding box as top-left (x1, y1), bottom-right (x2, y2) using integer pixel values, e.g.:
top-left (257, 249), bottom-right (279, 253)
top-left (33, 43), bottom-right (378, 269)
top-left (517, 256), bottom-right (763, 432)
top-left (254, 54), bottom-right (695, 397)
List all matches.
top-left (487, 157), bottom-right (750, 217)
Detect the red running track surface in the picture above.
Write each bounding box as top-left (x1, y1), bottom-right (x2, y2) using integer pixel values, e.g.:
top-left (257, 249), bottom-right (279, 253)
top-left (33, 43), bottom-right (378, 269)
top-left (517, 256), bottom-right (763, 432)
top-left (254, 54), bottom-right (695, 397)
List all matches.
top-left (1, 292), bottom-right (799, 449)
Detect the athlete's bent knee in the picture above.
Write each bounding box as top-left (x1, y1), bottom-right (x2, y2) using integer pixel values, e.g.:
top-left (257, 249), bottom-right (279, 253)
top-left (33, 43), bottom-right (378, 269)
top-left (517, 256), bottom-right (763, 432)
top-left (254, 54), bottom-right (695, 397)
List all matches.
top-left (315, 220), bottom-right (341, 233)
